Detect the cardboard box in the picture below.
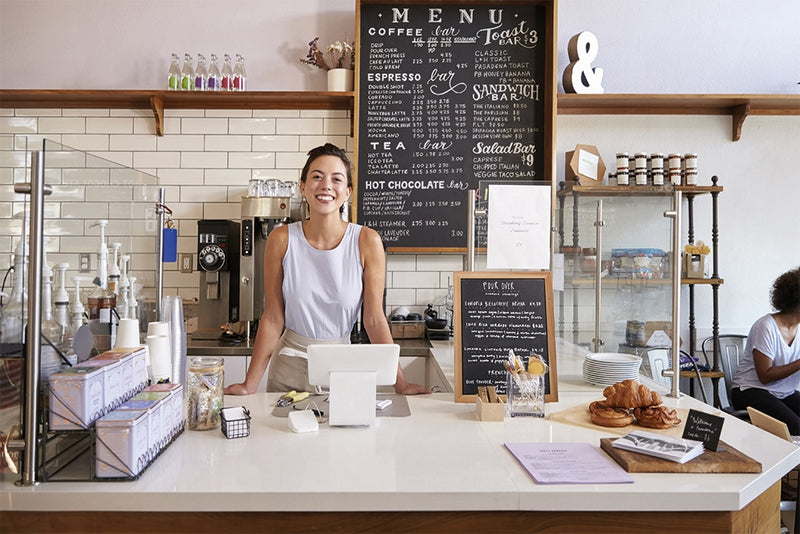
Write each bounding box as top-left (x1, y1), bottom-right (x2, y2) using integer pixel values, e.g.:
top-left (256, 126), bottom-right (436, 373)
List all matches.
top-left (389, 320), bottom-right (425, 339)
top-left (565, 144), bottom-right (606, 186)
top-left (683, 253), bottom-right (706, 279)
top-left (475, 386), bottom-right (505, 421)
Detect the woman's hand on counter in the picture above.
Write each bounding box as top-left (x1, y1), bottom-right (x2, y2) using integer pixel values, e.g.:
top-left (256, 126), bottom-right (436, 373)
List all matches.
top-left (224, 382), bottom-right (254, 395)
top-left (394, 380), bottom-right (432, 395)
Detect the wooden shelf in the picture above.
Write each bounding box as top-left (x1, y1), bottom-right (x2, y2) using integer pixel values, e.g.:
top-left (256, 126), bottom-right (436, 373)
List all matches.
top-left (558, 93), bottom-right (800, 142)
top-left (0, 90), bottom-right (354, 136)
top-left (1, 90), bottom-right (795, 139)
top-left (557, 183), bottom-right (723, 198)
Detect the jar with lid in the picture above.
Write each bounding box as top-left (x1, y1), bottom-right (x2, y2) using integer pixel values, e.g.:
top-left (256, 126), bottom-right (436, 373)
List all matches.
top-left (615, 152), bottom-right (629, 171)
top-left (187, 357), bottom-right (224, 430)
top-left (635, 169), bottom-right (648, 185)
top-left (634, 152), bottom-right (648, 169)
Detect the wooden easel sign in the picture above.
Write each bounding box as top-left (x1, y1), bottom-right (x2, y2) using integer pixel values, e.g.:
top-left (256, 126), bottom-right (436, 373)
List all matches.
top-left (454, 271), bottom-right (557, 403)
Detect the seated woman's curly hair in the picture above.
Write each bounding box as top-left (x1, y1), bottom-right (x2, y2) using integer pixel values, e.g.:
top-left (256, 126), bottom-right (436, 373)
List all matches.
top-left (770, 266), bottom-right (800, 314)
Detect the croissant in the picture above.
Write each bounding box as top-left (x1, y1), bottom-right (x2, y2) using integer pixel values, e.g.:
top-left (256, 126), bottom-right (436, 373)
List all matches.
top-left (634, 406), bottom-right (681, 429)
top-left (602, 379), bottom-right (662, 409)
top-left (588, 400), bottom-right (634, 427)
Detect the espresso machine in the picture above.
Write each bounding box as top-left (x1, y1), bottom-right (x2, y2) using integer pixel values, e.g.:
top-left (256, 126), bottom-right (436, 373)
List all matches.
top-left (239, 180), bottom-right (303, 326)
top-left (192, 220), bottom-right (240, 340)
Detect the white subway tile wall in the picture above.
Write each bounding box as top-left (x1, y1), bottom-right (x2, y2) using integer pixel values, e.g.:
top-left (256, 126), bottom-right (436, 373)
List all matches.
top-left (0, 108), bottom-right (464, 317)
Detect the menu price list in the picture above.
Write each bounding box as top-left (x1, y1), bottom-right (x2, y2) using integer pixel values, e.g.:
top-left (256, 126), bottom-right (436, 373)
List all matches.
top-left (358, 3), bottom-right (547, 248)
top-left (459, 276), bottom-right (551, 397)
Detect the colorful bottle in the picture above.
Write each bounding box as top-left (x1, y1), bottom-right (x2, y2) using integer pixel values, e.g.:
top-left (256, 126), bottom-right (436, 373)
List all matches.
top-left (232, 54), bottom-right (246, 91)
top-left (194, 53), bottom-right (208, 91)
top-left (167, 53), bottom-right (181, 90)
top-left (207, 54), bottom-right (221, 91)
top-left (180, 53), bottom-right (194, 91)
top-left (221, 54), bottom-right (233, 91)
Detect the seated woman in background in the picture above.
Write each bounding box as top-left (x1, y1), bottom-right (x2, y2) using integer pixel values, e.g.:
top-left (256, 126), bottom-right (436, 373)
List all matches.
top-left (731, 266), bottom-right (800, 434)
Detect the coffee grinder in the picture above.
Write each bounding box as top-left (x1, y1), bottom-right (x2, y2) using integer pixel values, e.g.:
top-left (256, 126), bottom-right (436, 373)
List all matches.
top-left (193, 220), bottom-right (240, 341)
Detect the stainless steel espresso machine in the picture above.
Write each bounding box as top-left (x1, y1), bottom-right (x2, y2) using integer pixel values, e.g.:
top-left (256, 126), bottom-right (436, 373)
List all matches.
top-left (192, 220), bottom-right (240, 340)
top-left (239, 180), bottom-right (303, 328)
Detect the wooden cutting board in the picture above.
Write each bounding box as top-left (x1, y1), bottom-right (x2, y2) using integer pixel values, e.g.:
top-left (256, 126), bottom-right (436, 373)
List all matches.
top-left (600, 438), bottom-right (762, 473)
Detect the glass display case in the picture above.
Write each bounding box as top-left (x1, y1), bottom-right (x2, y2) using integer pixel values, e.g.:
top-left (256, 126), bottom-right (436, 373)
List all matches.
top-left (0, 136), bottom-right (162, 481)
top-left (555, 183), bottom-right (677, 356)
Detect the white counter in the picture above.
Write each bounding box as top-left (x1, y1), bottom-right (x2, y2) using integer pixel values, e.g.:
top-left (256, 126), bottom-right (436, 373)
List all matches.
top-left (2, 340), bottom-right (798, 533)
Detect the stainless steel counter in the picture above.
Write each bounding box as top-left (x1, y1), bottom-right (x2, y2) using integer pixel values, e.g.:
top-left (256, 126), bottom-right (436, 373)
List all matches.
top-left (186, 336), bottom-right (433, 357)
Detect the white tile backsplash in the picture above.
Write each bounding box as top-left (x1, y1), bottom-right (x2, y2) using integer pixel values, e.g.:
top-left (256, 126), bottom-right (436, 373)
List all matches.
top-left (180, 117), bottom-right (228, 134)
top-left (228, 118), bottom-right (276, 135)
top-left (1, 109), bottom-right (458, 310)
top-left (86, 117), bottom-right (133, 134)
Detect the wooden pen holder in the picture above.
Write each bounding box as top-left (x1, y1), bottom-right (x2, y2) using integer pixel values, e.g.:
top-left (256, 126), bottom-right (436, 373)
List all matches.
top-left (475, 386), bottom-right (505, 422)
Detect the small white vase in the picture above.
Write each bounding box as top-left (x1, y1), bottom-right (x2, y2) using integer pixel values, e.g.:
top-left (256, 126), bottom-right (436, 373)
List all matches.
top-left (327, 68), bottom-right (354, 91)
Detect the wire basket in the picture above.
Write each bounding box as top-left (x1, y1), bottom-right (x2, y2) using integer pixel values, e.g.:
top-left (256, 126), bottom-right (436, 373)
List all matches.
top-left (220, 406), bottom-right (251, 439)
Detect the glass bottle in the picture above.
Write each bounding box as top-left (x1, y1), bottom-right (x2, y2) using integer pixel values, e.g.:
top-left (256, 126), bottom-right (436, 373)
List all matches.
top-left (0, 242), bottom-right (27, 357)
top-left (167, 53), bottom-right (181, 90)
top-left (40, 275), bottom-right (64, 382)
top-left (207, 54), bottom-right (221, 91)
top-left (232, 54), bottom-right (246, 91)
top-left (221, 54), bottom-right (233, 91)
top-left (194, 53), bottom-right (208, 91)
top-left (180, 53), bottom-right (194, 91)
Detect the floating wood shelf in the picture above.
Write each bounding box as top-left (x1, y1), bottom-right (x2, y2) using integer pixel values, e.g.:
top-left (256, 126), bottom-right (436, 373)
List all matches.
top-left (558, 93), bottom-right (800, 142)
top-left (0, 90), bottom-right (354, 136)
top-left (1, 90), bottom-right (796, 140)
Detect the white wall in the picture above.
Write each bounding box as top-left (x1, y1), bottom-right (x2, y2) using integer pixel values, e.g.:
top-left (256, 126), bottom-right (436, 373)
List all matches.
top-left (1, 0), bottom-right (798, 346)
top-left (2, 0), bottom-right (798, 93)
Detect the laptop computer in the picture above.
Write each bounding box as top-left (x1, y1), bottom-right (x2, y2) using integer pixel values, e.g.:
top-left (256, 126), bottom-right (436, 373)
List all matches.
top-left (747, 406), bottom-right (800, 446)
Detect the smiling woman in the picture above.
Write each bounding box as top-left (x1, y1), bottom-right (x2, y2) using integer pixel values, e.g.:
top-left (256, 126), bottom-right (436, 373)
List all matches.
top-left (224, 143), bottom-right (430, 397)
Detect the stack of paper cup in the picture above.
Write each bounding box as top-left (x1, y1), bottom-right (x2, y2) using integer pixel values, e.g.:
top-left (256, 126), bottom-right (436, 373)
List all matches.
top-left (114, 318), bottom-right (141, 349)
top-left (161, 296), bottom-right (188, 386)
top-left (146, 334), bottom-right (172, 383)
top-left (146, 321), bottom-right (170, 368)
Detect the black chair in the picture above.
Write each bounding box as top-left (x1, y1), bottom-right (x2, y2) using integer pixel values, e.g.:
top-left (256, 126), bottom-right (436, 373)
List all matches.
top-left (701, 334), bottom-right (749, 419)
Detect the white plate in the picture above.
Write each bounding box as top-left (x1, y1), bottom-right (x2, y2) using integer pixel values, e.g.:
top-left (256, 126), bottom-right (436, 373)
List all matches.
top-left (586, 352), bottom-right (642, 363)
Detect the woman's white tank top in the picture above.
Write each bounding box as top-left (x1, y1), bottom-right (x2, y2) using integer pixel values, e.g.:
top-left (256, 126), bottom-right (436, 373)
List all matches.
top-left (282, 221), bottom-right (363, 340)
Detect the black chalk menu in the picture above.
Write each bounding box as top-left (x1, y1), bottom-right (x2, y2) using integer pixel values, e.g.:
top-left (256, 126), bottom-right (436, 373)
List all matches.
top-left (356, 1), bottom-right (552, 249)
top-left (454, 271), bottom-right (557, 403)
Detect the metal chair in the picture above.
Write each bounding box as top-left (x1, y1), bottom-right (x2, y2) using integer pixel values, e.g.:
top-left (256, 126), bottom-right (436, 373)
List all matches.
top-left (640, 347), bottom-right (708, 404)
top-left (701, 334), bottom-right (749, 418)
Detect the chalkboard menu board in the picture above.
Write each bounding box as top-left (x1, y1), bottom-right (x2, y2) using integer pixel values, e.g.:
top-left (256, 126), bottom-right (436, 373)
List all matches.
top-left (454, 271), bottom-right (557, 403)
top-left (355, 1), bottom-right (556, 250)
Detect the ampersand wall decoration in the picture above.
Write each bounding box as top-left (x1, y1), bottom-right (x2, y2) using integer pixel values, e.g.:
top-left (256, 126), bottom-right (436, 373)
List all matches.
top-left (563, 31), bottom-right (604, 94)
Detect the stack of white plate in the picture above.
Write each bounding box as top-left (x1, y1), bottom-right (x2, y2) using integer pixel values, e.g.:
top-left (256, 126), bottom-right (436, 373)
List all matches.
top-left (583, 352), bottom-right (642, 386)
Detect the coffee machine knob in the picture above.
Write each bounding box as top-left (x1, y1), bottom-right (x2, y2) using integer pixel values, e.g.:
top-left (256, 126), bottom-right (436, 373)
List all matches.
top-left (241, 275), bottom-right (250, 286)
top-left (199, 245), bottom-right (226, 272)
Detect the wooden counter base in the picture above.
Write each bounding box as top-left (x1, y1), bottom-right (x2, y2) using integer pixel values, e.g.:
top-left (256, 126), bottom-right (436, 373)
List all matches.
top-left (0, 481), bottom-right (779, 534)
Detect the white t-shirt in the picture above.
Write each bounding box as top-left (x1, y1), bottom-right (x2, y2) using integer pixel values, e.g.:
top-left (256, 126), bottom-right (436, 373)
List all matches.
top-left (733, 314), bottom-right (800, 398)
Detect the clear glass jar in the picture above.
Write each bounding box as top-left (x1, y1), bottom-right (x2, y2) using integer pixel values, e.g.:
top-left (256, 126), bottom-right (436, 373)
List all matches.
top-left (187, 357), bottom-right (224, 430)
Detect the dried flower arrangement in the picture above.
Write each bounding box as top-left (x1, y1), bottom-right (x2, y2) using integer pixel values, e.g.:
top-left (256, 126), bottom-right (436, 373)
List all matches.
top-left (300, 37), bottom-right (355, 71)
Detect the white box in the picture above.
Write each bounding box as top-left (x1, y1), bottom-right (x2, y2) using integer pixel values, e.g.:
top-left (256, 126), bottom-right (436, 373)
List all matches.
top-left (77, 358), bottom-right (122, 412)
top-left (111, 347), bottom-right (148, 393)
top-left (116, 398), bottom-right (164, 457)
top-left (96, 350), bottom-right (137, 401)
top-left (95, 409), bottom-right (149, 478)
top-left (143, 383), bottom-right (184, 439)
top-left (48, 365), bottom-right (105, 430)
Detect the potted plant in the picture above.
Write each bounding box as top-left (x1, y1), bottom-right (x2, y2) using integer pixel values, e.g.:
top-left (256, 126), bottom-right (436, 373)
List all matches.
top-left (300, 37), bottom-right (355, 91)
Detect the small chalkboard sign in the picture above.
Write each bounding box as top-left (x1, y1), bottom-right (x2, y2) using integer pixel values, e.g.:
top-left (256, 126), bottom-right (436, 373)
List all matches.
top-left (454, 271), bottom-right (557, 403)
top-left (682, 408), bottom-right (725, 452)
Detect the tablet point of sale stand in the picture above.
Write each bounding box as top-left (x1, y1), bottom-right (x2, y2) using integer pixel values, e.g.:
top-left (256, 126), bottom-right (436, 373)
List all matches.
top-left (307, 344), bottom-right (400, 427)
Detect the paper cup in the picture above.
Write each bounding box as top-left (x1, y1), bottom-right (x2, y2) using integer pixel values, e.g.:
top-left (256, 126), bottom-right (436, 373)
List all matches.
top-left (146, 334), bottom-right (172, 382)
top-left (147, 321), bottom-right (170, 338)
top-left (114, 318), bottom-right (141, 349)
